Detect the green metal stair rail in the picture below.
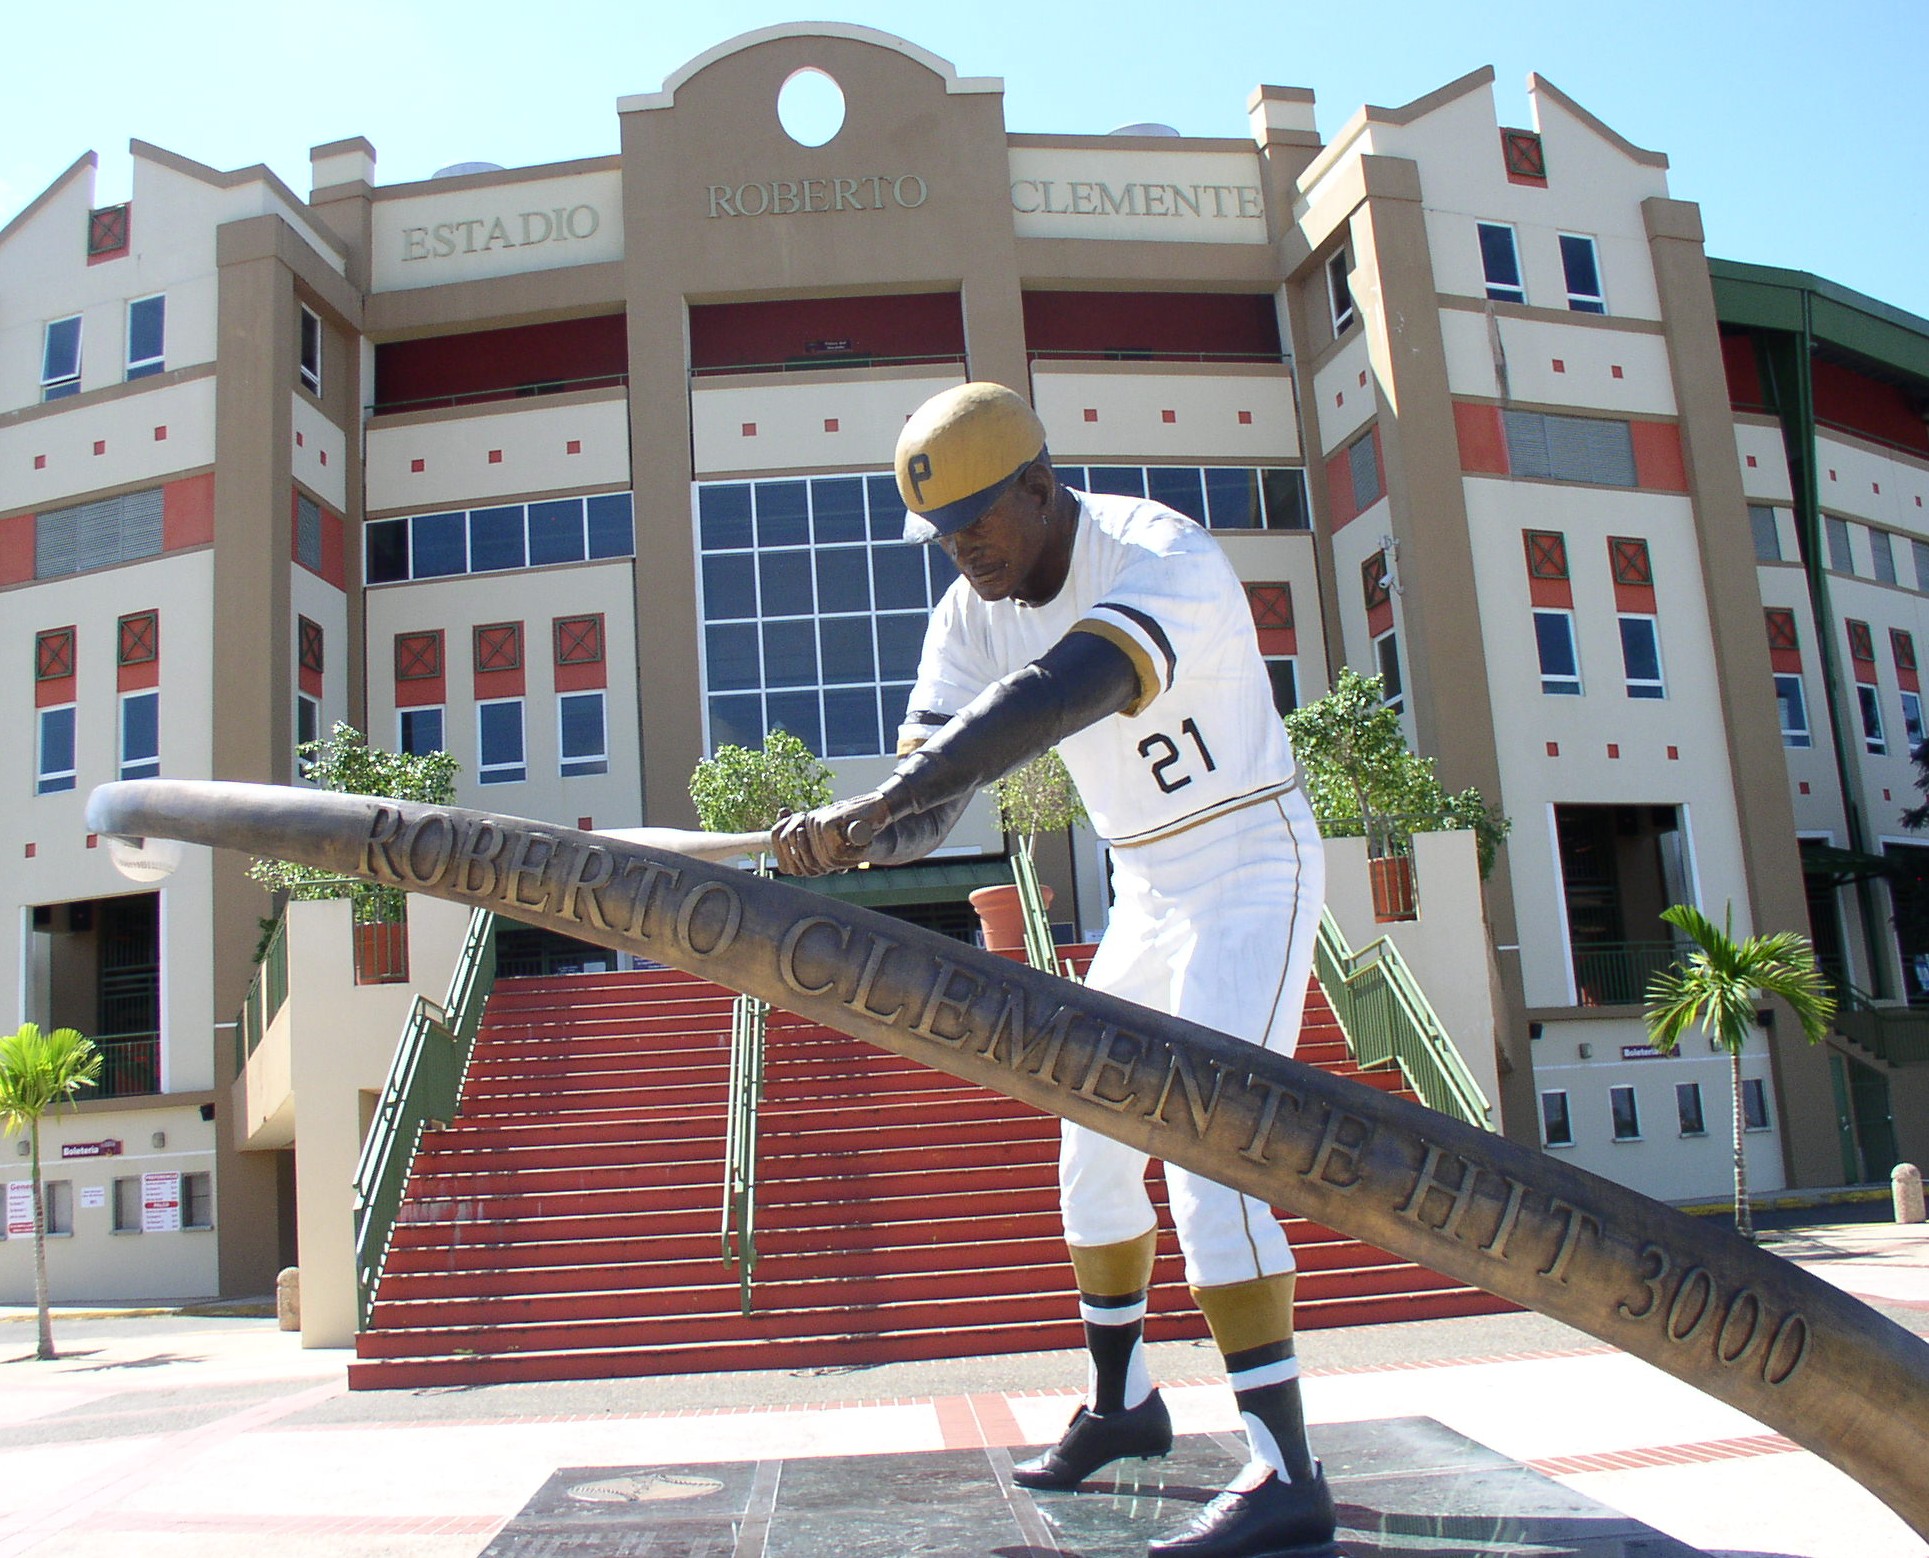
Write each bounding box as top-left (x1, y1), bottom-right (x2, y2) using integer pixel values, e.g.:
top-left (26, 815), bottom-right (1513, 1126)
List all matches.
top-left (722, 989), bottom-right (769, 1314)
top-left (1832, 980), bottom-right (1929, 1067)
top-left (233, 914), bottom-right (289, 1073)
top-left (1314, 907), bottom-right (1494, 1130)
top-left (1012, 844), bottom-right (1070, 977)
top-left (352, 907), bottom-right (498, 1329)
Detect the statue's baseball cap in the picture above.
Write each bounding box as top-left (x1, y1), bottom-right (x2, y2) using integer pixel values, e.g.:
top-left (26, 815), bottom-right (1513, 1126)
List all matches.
top-left (894, 382), bottom-right (1047, 543)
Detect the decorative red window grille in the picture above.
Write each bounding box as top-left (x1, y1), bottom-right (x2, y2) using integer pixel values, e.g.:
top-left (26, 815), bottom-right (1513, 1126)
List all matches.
top-left (1847, 620), bottom-right (1876, 663)
top-left (36, 628), bottom-right (75, 681)
top-left (1525, 531), bottom-right (1569, 580)
top-left (1361, 554), bottom-right (1391, 612)
top-left (555, 614), bottom-right (604, 666)
top-left (1609, 537), bottom-right (1653, 587)
top-left (298, 616), bottom-right (325, 675)
top-left (88, 204), bottom-right (130, 257)
top-left (117, 612), bottom-right (158, 667)
top-left (1245, 584), bottom-right (1293, 631)
top-left (395, 631), bottom-right (443, 681)
top-left (475, 622), bottom-right (522, 673)
top-left (1764, 609), bottom-right (1800, 652)
top-left (1892, 629), bottom-right (1917, 672)
top-left (1501, 129), bottom-right (1546, 182)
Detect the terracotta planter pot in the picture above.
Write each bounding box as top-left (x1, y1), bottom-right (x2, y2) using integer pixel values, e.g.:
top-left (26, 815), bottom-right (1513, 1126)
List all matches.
top-left (969, 881), bottom-right (1053, 957)
top-left (1368, 855), bottom-right (1418, 922)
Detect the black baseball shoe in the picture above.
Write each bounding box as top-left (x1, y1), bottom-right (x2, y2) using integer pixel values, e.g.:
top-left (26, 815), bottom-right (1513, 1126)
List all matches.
top-left (1147, 1466), bottom-right (1338, 1557)
top-left (1010, 1391), bottom-right (1174, 1490)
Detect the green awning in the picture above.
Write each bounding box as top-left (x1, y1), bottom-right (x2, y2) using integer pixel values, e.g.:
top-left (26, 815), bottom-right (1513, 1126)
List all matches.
top-left (1800, 841), bottom-right (1897, 887)
top-left (788, 856), bottom-right (1012, 907)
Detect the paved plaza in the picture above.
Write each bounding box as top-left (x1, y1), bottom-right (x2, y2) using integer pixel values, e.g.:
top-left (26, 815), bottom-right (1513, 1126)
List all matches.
top-left (2, 1220), bottom-right (1924, 1557)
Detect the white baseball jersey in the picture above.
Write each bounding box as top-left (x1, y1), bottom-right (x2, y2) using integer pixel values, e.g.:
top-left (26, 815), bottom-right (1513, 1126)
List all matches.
top-left (898, 490), bottom-right (1298, 846)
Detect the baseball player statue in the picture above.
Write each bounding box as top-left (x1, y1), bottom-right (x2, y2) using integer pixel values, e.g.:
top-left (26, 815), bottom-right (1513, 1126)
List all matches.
top-left (773, 382), bottom-right (1332, 1558)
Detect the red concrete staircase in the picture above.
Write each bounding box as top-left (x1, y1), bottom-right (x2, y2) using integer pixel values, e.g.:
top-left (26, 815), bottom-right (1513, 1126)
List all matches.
top-left (349, 962), bottom-right (1509, 1389)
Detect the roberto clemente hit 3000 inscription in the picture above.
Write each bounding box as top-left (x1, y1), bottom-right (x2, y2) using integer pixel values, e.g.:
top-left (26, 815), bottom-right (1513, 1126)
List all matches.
top-left (87, 780), bottom-right (1929, 1540)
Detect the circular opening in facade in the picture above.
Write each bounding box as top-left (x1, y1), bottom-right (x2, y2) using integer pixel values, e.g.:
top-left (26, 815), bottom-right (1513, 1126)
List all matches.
top-left (778, 68), bottom-right (846, 148)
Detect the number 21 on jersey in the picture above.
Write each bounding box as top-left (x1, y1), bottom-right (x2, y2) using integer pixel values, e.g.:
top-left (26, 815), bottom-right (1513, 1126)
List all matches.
top-left (1137, 718), bottom-right (1216, 794)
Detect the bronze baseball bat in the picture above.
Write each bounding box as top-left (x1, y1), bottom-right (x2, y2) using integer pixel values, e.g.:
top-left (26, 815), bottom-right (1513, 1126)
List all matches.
top-left (86, 780), bottom-right (1929, 1538)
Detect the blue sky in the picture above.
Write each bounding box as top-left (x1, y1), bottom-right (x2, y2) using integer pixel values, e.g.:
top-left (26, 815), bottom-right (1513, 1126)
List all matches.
top-left (5, 0), bottom-right (1924, 317)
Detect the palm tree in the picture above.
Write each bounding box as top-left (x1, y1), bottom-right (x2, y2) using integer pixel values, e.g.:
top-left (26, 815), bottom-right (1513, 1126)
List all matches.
top-left (1644, 905), bottom-right (1833, 1241)
top-left (0, 1024), bottom-right (102, 1360)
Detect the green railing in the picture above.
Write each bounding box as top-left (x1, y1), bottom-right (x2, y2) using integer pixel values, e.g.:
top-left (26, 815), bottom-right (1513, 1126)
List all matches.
top-left (89, 1030), bottom-right (161, 1099)
top-left (234, 915), bottom-right (289, 1072)
top-left (1011, 846), bottom-right (1069, 977)
top-left (1314, 908), bottom-right (1493, 1130)
top-left (1570, 940), bottom-right (1681, 1008)
top-left (721, 990), bottom-right (769, 1314)
top-left (352, 908), bottom-right (498, 1329)
top-left (1832, 981), bottom-right (1929, 1067)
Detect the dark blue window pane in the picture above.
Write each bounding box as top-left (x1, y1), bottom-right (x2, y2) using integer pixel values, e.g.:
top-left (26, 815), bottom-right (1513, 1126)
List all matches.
top-left (758, 551), bottom-right (813, 616)
top-left (586, 493), bottom-right (635, 558)
top-left (400, 708), bottom-right (444, 755)
top-left (755, 481), bottom-right (809, 547)
top-left (411, 512), bottom-right (467, 578)
top-left (872, 547), bottom-right (927, 610)
top-left (1479, 223), bottom-right (1522, 292)
top-left (702, 554), bottom-right (757, 619)
top-left (867, 474), bottom-right (903, 539)
top-left (881, 683), bottom-right (914, 732)
top-left (1056, 467), bottom-right (1087, 492)
top-left (478, 701), bottom-right (525, 781)
top-left (1561, 234), bottom-right (1602, 301)
top-left (926, 545), bottom-right (958, 596)
top-left (762, 620), bottom-right (818, 687)
top-left (876, 614), bottom-right (927, 681)
top-left (528, 499), bottom-right (585, 565)
top-left (38, 706), bottom-right (76, 792)
top-left (814, 547), bottom-right (870, 613)
top-left (122, 692), bottom-right (159, 761)
top-left (1259, 468), bottom-right (1309, 530)
top-left (699, 484), bottom-right (753, 550)
top-left (765, 692), bottom-right (822, 756)
top-left (469, 506), bottom-right (526, 572)
top-left (559, 692), bottom-right (606, 761)
top-left (1535, 613), bottom-right (1578, 679)
top-left (1621, 617), bottom-right (1663, 691)
top-left (42, 317), bottom-right (80, 381)
top-left (365, 519), bottom-right (409, 583)
top-left (705, 623), bottom-right (760, 691)
top-left (1147, 467), bottom-right (1207, 524)
top-left (823, 686), bottom-right (882, 757)
top-left (1204, 468), bottom-right (1260, 529)
top-left (1088, 467), bottom-right (1146, 497)
top-left (709, 694), bottom-right (764, 751)
top-left (812, 478), bottom-right (866, 543)
top-left (819, 618), bottom-right (876, 684)
top-left (128, 297), bottom-right (165, 367)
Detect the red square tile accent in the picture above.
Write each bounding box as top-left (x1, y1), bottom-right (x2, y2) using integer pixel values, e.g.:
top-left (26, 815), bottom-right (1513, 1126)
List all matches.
top-left (1667, 746), bottom-right (1679, 760)
top-left (566, 439), bottom-right (582, 454)
top-left (1335, 391), bottom-right (1344, 406)
top-left (577, 816), bottom-right (594, 831)
top-left (153, 425), bottom-right (167, 441)
top-left (295, 431), bottom-right (304, 447)
top-left (824, 418), bottom-right (840, 433)
top-left (1746, 454), bottom-right (1757, 467)
top-left (410, 458), bottom-right (425, 473)
top-left (1551, 359), bottom-right (1566, 374)
top-left (1237, 410), bottom-right (1253, 425)
top-left (1545, 741), bottom-right (1559, 757)
top-left (1884, 788), bottom-right (1893, 801)
top-left (34, 454), bottom-right (46, 469)
top-left (1357, 370), bottom-right (1367, 387)
top-left (1799, 781), bottom-right (1811, 795)
top-left (1611, 365), bottom-right (1624, 379)
top-left (1161, 409), bottom-right (1176, 424)
top-left (93, 440), bottom-right (106, 455)
top-left (742, 422), bottom-right (757, 436)
top-left (487, 449), bottom-right (503, 464)
top-left (1607, 744), bottom-right (1620, 759)
top-left (1873, 482), bottom-right (1880, 494)
top-left (86, 834), bottom-right (98, 849)
top-left (23, 843), bottom-right (34, 859)
top-left (1828, 469), bottom-right (1837, 481)
top-left (1083, 408), bottom-right (1098, 422)
top-left (319, 449), bottom-right (327, 466)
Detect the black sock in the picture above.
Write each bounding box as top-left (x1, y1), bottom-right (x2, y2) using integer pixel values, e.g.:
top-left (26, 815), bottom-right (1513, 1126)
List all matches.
top-left (1223, 1339), bottom-right (1316, 1483)
top-left (1081, 1289), bottom-right (1150, 1413)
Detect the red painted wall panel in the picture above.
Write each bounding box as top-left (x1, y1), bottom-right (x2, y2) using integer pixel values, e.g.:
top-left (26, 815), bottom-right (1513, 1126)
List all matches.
top-left (1324, 449), bottom-right (1355, 530)
top-left (689, 293), bottom-right (965, 372)
top-left (0, 512), bottom-right (33, 584)
top-left (1812, 358), bottom-right (1929, 454)
top-left (1720, 331), bottom-right (1766, 411)
top-left (374, 314), bottom-right (628, 410)
top-left (1020, 291), bottom-right (1281, 359)
top-left (1453, 401), bottom-right (1509, 474)
top-left (1631, 421), bottom-right (1689, 493)
top-left (162, 472), bottom-right (215, 550)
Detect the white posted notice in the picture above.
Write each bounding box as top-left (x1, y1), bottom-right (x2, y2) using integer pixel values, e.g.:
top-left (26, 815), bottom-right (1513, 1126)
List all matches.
top-left (141, 1171), bottom-right (182, 1233)
top-left (5, 1182), bottom-right (33, 1238)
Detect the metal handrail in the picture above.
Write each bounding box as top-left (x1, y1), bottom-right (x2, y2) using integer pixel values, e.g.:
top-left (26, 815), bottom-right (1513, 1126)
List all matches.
top-left (1314, 908), bottom-right (1493, 1130)
top-left (234, 916), bottom-right (289, 1072)
top-left (351, 908), bottom-right (498, 1329)
top-left (1830, 978), bottom-right (1929, 1067)
top-left (1571, 939), bottom-right (1683, 1008)
top-left (722, 990), bottom-right (768, 1314)
top-left (1011, 846), bottom-right (1070, 978)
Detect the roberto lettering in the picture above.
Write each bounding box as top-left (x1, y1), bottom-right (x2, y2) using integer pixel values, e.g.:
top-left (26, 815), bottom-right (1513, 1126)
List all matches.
top-left (707, 174), bottom-right (929, 217)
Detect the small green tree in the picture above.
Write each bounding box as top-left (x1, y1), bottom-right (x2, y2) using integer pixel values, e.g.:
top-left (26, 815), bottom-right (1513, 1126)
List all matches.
top-left (994, 748), bottom-right (1088, 857)
top-left (689, 730), bottom-right (833, 865)
top-left (0, 1024), bottom-right (102, 1360)
top-left (1645, 904), bottom-right (1834, 1242)
top-left (249, 723), bottom-right (459, 925)
top-left (1285, 667), bottom-right (1509, 876)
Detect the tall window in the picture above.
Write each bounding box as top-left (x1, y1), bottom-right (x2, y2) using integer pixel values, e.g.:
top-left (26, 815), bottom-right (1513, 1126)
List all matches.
top-left (1534, 610), bottom-right (1581, 695)
top-left (1748, 504), bottom-right (1781, 563)
top-left (1871, 529), bottom-right (1899, 586)
top-left (298, 306), bottom-right (323, 395)
top-left (295, 693), bottom-right (319, 775)
top-left (41, 316), bottom-right (82, 400)
top-left (112, 1177), bottom-right (143, 1234)
top-left (1741, 1078), bottom-right (1771, 1131)
top-left (1541, 1090), bottom-right (1573, 1147)
top-left (1858, 683), bottom-right (1886, 755)
top-left (120, 691), bottom-right (160, 780)
top-left (1776, 674), bottom-right (1812, 748)
top-left (1326, 248), bottom-right (1355, 336)
top-left (365, 493), bottom-right (636, 583)
top-left (1374, 630), bottom-right (1403, 711)
top-left (1609, 1085), bottom-right (1641, 1142)
top-left (126, 295), bottom-right (166, 379)
top-left (558, 691), bottom-right (608, 777)
top-left (37, 706), bottom-right (77, 794)
top-left (1676, 1082), bottom-right (1706, 1137)
top-left (1476, 222), bottom-right (1524, 304)
top-left (1619, 616), bottom-right (1665, 699)
top-left (1559, 234), bottom-right (1605, 313)
top-left (1825, 516), bottom-right (1853, 574)
top-left (478, 699), bottom-right (526, 784)
top-left (1059, 464), bottom-right (1308, 531)
top-left (398, 707), bottom-right (445, 756)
